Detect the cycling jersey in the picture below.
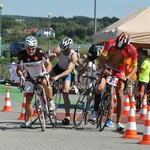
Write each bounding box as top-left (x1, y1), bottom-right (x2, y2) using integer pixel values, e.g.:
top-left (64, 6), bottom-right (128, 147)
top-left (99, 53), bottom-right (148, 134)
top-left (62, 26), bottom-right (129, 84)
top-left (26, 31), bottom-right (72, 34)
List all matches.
top-left (58, 49), bottom-right (75, 70)
top-left (18, 48), bottom-right (49, 78)
top-left (53, 49), bottom-right (76, 82)
top-left (102, 39), bottom-right (138, 72)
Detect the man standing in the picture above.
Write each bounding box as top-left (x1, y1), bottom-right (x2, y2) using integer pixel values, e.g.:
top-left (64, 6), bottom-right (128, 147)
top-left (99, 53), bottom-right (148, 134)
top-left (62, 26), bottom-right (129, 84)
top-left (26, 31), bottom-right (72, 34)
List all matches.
top-left (49, 37), bottom-right (78, 125)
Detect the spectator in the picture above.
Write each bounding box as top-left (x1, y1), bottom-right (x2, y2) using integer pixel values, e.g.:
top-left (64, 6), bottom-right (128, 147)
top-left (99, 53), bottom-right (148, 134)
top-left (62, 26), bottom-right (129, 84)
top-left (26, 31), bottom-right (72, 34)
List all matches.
top-left (124, 57), bottom-right (138, 109)
top-left (138, 50), bottom-right (150, 110)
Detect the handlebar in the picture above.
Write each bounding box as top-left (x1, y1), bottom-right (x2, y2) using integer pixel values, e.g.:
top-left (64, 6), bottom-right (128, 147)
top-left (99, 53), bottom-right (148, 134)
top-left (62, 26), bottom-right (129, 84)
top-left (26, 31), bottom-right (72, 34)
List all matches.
top-left (26, 73), bottom-right (50, 86)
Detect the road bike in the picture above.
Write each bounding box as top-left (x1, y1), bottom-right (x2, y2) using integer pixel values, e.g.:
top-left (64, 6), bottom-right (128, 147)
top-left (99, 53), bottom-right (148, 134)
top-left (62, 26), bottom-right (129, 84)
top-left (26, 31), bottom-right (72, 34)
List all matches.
top-left (73, 75), bottom-right (97, 127)
top-left (96, 75), bottom-right (127, 132)
top-left (26, 74), bottom-right (57, 131)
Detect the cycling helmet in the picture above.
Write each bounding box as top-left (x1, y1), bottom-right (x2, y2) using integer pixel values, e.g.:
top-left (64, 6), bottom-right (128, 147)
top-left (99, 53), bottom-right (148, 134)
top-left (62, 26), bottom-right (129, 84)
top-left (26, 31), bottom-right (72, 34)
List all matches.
top-left (88, 45), bottom-right (100, 61)
top-left (24, 36), bottom-right (38, 47)
top-left (60, 37), bottom-right (73, 51)
top-left (116, 32), bottom-right (130, 50)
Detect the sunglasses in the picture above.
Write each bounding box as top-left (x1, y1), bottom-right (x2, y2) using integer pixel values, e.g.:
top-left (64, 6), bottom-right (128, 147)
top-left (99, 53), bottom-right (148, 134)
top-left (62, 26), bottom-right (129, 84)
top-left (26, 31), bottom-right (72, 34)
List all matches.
top-left (27, 47), bottom-right (36, 50)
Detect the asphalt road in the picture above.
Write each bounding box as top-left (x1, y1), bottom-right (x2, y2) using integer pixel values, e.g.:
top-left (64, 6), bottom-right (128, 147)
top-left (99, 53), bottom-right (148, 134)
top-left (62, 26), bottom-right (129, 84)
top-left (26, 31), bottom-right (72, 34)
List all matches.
top-left (0, 85), bottom-right (149, 150)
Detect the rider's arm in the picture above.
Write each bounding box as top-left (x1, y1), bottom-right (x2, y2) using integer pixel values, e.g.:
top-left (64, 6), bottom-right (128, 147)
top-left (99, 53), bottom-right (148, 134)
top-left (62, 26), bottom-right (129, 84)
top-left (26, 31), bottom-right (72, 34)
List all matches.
top-left (16, 64), bottom-right (24, 77)
top-left (45, 59), bottom-right (52, 73)
top-left (49, 45), bottom-right (60, 61)
top-left (97, 55), bottom-right (112, 75)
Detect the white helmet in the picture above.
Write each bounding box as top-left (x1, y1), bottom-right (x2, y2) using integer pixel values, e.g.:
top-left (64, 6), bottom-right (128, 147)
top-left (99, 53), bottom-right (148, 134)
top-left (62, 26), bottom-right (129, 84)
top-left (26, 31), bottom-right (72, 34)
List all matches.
top-left (24, 36), bottom-right (38, 47)
top-left (60, 37), bottom-right (73, 51)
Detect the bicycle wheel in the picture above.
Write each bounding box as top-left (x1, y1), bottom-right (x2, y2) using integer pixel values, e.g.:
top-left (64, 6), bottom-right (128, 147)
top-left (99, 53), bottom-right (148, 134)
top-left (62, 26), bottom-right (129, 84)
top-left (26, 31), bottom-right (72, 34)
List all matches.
top-left (97, 93), bottom-right (111, 132)
top-left (35, 93), bottom-right (46, 131)
top-left (73, 90), bottom-right (88, 127)
top-left (53, 88), bottom-right (61, 111)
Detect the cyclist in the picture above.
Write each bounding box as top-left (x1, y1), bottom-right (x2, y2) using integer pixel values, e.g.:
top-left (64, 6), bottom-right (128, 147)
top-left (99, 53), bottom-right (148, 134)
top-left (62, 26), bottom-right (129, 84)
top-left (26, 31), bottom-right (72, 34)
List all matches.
top-left (88, 32), bottom-right (138, 131)
top-left (17, 36), bottom-right (55, 128)
top-left (49, 37), bottom-right (78, 125)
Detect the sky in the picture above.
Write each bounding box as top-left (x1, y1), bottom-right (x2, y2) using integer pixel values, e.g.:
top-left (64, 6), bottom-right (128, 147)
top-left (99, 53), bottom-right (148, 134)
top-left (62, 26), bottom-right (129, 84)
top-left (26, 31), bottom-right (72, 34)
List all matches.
top-left (0, 0), bottom-right (150, 19)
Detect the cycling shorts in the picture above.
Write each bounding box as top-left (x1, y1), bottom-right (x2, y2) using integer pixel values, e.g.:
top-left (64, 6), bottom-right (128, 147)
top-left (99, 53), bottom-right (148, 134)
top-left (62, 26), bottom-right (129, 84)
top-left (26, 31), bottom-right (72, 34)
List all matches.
top-left (53, 63), bottom-right (74, 82)
top-left (100, 64), bottom-right (125, 86)
top-left (24, 81), bottom-right (34, 97)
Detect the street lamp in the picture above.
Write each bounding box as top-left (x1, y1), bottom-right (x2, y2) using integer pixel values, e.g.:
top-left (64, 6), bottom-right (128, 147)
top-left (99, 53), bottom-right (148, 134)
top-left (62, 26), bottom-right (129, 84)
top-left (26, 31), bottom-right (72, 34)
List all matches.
top-left (0, 4), bottom-right (3, 57)
top-left (94, 0), bottom-right (97, 65)
top-left (47, 12), bottom-right (51, 56)
top-left (94, 0), bottom-right (97, 33)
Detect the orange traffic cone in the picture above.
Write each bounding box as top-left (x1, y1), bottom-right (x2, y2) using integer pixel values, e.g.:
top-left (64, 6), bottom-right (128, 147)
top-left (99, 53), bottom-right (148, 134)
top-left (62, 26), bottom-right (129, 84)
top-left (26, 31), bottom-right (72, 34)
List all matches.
top-left (2, 89), bottom-right (13, 112)
top-left (139, 95), bottom-right (147, 120)
top-left (113, 92), bottom-right (117, 113)
top-left (122, 102), bottom-right (140, 139)
top-left (139, 105), bottom-right (150, 144)
top-left (32, 104), bottom-right (38, 117)
top-left (18, 94), bottom-right (26, 120)
top-left (122, 95), bottom-right (130, 116)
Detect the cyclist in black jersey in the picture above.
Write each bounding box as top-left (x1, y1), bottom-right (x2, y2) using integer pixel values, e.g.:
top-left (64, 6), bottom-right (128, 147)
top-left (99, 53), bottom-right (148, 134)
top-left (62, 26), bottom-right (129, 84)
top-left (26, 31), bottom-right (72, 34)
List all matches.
top-left (17, 36), bottom-right (54, 128)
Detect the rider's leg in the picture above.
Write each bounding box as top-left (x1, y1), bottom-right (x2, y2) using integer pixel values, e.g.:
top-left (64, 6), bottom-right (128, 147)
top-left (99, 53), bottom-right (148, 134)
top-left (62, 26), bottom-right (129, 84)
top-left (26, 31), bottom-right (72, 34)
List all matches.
top-left (41, 78), bottom-right (55, 110)
top-left (115, 86), bottom-right (124, 123)
top-left (105, 87), bottom-right (114, 127)
top-left (62, 80), bottom-right (71, 124)
top-left (20, 81), bottom-right (34, 128)
top-left (90, 78), bottom-right (106, 121)
top-left (25, 94), bottom-right (33, 122)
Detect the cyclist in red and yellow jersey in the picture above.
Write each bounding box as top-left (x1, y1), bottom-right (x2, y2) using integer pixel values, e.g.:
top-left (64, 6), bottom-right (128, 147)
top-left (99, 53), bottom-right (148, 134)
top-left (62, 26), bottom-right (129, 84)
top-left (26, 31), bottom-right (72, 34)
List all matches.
top-left (88, 32), bottom-right (138, 131)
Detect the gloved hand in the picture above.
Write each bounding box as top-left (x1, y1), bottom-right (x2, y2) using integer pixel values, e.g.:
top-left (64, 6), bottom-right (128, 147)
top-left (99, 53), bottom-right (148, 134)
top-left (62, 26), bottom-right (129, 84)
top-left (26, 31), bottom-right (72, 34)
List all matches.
top-left (20, 75), bottom-right (25, 82)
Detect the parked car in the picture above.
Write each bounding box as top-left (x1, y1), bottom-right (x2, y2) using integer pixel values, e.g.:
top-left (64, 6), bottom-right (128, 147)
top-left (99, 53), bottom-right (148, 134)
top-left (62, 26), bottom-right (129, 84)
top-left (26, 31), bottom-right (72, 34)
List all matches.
top-left (7, 42), bottom-right (25, 57)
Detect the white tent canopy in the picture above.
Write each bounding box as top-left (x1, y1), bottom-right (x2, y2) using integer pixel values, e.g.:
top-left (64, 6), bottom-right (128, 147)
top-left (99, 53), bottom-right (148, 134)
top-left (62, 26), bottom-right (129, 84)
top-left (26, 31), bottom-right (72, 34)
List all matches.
top-left (93, 7), bottom-right (150, 49)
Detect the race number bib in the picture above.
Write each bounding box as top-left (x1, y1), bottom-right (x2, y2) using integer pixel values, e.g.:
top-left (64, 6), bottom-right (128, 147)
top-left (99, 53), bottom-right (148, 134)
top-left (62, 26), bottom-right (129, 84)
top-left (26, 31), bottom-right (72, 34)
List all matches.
top-left (106, 76), bottom-right (119, 86)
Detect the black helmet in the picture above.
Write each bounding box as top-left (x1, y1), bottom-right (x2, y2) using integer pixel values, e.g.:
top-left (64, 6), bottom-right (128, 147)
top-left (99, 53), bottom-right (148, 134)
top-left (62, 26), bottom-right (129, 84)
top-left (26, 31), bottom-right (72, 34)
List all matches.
top-left (88, 45), bottom-right (100, 61)
top-left (116, 32), bottom-right (130, 50)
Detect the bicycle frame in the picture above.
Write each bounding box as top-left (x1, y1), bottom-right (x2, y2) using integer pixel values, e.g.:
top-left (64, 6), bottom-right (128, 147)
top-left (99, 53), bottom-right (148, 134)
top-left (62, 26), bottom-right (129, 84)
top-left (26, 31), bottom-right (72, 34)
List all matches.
top-left (97, 75), bottom-right (127, 131)
top-left (73, 75), bottom-right (97, 127)
top-left (26, 74), bottom-right (57, 131)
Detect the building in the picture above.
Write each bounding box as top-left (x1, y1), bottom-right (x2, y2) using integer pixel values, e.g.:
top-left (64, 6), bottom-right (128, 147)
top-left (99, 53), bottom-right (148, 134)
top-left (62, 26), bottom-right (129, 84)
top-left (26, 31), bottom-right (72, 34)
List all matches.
top-left (36, 27), bottom-right (55, 37)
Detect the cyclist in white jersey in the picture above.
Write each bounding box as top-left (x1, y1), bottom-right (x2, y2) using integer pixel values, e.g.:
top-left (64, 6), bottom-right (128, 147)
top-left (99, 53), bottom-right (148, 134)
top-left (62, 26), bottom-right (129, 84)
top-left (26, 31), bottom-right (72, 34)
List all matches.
top-left (50, 37), bottom-right (78, 125)
top-left (17, 36), bottom-right (54, 128)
